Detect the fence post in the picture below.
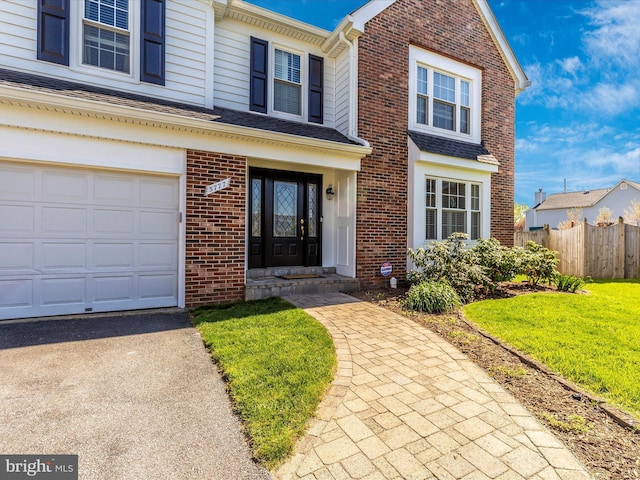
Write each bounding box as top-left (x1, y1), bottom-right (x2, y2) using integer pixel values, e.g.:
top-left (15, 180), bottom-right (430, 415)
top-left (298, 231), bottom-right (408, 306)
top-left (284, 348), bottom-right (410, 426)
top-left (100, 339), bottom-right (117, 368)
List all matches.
top-left (582, 218), bottom-right (589, 277)
top-left (617, 217), bottom-right (625, 278)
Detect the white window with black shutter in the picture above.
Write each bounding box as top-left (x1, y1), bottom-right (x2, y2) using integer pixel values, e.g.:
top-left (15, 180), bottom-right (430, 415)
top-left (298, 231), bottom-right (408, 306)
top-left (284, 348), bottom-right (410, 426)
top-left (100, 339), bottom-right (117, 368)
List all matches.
top-left (249, 37), bottom-right (324, 124)
top-left (37, 0), bottom-right (165, 85)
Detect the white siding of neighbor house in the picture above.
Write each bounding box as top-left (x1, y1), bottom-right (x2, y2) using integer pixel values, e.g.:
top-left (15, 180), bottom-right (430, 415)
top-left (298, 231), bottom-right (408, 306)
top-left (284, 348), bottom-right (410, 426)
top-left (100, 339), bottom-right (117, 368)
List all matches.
top-left (213, 18), bottom-right (336, 128)
top-left (0, 0), bottom-right (211, 107)
top-left (334, 49), bottom-right (351, 136)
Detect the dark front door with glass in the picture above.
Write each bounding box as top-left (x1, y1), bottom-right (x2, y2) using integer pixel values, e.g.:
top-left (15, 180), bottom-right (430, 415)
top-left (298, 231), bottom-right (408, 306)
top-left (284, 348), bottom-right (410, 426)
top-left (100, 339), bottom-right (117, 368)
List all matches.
top-left (249, 168), bottom-right (322, 269)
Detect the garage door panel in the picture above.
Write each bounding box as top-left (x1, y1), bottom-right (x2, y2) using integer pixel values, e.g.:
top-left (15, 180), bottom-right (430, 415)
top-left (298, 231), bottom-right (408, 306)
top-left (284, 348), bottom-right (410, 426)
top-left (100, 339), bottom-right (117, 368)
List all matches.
top-left (0, 243), bottom-right (34, 271)
top-left (93, 276), bottom-right (134, 303)
top-left (139, 274), bottom-right (177, 299)
top-left (0, 279), bottom-right (33, 308)
top-left (41, 243), bottom-right (87, 270)
top-left (93, 243), bottom-right (134, 268)
top-left (140, 243), bottom-right (177, 268)
top-left (40, 277), bottom-right (86, 306)
top-left (0, 205), bottom-right (35, 233)
top-left (139, 211), bottom-right (178, 236)
top-left (42, 170), bottom-right (89, 203)
top-left (0, 161), bottom-right (179, 320)
top-left (140, 178), bottom-right (179, 208)
top-left (42, 207), bottom-right (87, 234)
top-left (93, 209), bottom-right (135, 235)
top-left (94, 175), bottom-right (136, 205)
top-left (0, 166), bottom-right (36, 200)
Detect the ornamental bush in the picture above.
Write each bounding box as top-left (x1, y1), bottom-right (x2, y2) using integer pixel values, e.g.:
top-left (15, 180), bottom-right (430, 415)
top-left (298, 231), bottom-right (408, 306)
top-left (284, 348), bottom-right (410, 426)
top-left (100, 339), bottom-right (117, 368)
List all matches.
top-left (408, 235), bottom-right (560, 301)
top-left (404, 281), bottom-right (461, 314)
top-left (407, 233), bottom-right (487, 303)
top-left (473, 238), bottom-right (520, 288)
top-left (519, 241), bottom-right (559, 286)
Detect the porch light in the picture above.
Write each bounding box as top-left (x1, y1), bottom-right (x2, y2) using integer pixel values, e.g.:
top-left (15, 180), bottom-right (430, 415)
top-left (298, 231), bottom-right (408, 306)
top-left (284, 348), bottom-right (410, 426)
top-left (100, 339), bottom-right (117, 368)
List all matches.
top-left (325, 185), bottom-right (335, 200)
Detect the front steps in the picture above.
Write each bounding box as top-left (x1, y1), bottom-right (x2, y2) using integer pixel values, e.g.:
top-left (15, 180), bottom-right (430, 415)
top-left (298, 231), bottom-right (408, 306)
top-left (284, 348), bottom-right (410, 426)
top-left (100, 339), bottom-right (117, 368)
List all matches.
top-left (245, 266), bottom-right (360, 301)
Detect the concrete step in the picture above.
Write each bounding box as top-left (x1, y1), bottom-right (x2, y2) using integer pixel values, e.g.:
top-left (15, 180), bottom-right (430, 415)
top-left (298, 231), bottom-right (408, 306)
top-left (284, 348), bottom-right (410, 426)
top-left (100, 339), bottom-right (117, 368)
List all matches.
top-left (245, 267), bottom-right (359, 301)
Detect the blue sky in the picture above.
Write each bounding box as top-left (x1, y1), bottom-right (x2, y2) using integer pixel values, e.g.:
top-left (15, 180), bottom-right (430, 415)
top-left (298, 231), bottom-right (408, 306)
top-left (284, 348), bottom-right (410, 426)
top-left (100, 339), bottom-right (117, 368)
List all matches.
top-left (246, 0), bottom-right (640, 206)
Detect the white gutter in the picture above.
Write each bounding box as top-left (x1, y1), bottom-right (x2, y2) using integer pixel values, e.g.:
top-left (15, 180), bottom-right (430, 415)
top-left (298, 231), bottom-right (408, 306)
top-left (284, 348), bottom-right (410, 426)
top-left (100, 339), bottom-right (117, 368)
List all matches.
top-left (338, 32), bottom-right (370, 149)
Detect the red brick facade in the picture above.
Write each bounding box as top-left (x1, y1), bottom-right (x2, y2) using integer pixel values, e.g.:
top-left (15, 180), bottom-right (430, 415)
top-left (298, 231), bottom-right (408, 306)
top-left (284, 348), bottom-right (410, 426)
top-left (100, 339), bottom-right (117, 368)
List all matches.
top-left (185, 150), bottom-right (247, 305)
top-left (356, 0), bottom-right (516, 288)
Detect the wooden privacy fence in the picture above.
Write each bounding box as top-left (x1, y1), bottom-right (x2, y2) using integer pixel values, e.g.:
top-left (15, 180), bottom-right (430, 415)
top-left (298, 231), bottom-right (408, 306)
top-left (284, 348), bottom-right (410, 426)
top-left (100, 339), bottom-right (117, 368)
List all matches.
top-left (514, 218), bottom-right (640, 279)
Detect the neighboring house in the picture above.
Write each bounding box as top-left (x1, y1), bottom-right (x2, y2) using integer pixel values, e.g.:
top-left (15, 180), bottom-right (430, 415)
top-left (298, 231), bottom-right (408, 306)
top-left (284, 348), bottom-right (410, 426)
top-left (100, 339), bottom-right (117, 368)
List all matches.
top-left (525, 180), bottom-right (640, 230)
top-left (0, 0), bottom-right (528, 320)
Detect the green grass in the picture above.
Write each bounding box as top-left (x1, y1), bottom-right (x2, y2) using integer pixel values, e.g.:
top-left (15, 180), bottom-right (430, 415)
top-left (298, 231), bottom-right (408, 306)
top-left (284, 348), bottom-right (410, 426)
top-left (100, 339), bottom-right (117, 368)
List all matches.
top-left (192, 298), bottom-right (336, 469)
top-left (463, 279), bottom-right (640, 417)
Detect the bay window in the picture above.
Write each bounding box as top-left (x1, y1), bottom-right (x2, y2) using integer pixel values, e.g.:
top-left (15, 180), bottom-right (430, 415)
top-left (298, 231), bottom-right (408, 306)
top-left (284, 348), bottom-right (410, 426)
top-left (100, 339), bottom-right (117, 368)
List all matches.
top-left (426, 177), bottom-right (481, 240)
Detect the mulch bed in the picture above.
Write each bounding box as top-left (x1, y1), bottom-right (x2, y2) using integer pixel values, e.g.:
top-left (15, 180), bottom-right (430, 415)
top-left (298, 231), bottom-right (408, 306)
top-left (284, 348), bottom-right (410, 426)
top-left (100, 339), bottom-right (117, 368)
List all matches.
top-left (351, 283), bottom-right (640, 480)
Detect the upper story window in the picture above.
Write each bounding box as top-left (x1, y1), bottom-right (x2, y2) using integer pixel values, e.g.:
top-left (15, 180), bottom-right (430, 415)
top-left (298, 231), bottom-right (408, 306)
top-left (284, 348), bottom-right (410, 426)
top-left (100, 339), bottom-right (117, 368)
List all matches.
top-left (83, 0), bottom-right (130, 73)
top-left (274, 49), bottom-right (301, 116)
top-left (36, 0), bottom-right (166, 85)
top-left (249, 37), bottom-right (324, 124)
top-left (410, 47), bottom-right (481, 142)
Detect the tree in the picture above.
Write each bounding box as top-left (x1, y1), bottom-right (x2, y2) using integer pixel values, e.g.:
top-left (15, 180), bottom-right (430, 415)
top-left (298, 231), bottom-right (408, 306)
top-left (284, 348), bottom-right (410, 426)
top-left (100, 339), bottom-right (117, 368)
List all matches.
top-left (558, 207), bottom-right (583, 230)
top-left (514, 203), bottom-right (529, 232)
top-left (595, 207), bottom-right (613, 226)
top-left (624, 199), bottom-right (640, 226)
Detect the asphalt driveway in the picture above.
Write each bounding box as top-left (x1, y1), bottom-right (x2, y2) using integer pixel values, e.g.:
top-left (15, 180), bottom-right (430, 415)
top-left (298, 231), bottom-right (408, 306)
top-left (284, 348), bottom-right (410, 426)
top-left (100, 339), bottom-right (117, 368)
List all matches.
top-left (0, 311), bottom-right (270, 480)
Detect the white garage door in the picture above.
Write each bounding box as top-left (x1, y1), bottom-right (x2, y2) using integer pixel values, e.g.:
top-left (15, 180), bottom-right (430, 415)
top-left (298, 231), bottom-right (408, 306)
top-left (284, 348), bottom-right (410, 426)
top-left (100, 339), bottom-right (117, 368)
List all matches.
top-left (0, 162), bottom-right (180, 320)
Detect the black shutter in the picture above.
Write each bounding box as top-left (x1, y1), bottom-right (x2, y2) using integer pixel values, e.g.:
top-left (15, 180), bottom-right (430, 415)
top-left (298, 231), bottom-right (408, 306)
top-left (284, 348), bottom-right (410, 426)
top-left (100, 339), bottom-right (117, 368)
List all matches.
top-left (141, 0), bottom-right (166, 85)
top-left (308, 54), bottom-right (324, 124)
top-left (37, 0), bottom-right (70, 66)
top-left (250, 37), bottom-right (268, 113)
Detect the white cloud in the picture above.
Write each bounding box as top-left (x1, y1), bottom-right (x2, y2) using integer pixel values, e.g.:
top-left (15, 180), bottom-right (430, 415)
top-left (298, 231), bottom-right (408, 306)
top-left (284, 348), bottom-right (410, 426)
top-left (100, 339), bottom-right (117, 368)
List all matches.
top-left (582, 0), bottom-right (640, 70)
top-left (557, 56), bottom-right (583, 77)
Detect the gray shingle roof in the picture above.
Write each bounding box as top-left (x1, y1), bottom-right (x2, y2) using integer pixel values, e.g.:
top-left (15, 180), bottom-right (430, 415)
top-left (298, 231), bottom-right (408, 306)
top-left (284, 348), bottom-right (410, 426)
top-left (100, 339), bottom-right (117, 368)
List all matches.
top-left (407, 130), bottom-right (498, 164)
top-left (536, 189), bottom-right (609, 210)
top-left (0, 68), bottom-right (357, 145)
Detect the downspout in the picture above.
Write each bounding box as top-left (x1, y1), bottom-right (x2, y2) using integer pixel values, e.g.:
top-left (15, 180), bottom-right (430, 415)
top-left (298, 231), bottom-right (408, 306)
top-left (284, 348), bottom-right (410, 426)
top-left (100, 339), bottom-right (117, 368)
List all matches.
top-left (338, 32), bottom-right (370, 148)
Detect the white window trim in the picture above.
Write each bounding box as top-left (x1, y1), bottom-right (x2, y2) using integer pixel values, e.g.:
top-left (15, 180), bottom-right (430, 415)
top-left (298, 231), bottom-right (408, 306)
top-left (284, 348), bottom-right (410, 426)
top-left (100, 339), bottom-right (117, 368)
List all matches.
top-left (269, 44), bottom-right (306, 121)
top-left (69, 0), bottom-right (141, 83)
top-left (408, 46), bottom-right (482, 143)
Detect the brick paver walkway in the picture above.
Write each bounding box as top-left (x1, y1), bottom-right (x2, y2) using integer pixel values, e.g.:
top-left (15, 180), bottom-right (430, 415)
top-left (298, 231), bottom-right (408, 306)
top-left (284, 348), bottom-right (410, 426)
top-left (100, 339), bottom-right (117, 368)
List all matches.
top-left (274, 293), bottom-right (592, 480)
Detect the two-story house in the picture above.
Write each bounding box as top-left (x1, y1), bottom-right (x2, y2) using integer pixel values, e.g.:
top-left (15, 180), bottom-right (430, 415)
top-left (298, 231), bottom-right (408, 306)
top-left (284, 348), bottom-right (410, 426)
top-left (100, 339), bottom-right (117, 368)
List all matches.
top-left (0, 0), bottom-right (528, 320)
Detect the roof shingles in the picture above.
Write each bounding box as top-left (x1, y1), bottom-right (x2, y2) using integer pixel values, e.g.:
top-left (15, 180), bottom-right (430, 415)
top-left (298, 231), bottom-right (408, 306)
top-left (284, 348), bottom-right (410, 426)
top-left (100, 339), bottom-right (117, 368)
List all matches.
top-left (0, 67), bottom-right (356, 145)
top-left (407, 129), bottom-right (498, 164)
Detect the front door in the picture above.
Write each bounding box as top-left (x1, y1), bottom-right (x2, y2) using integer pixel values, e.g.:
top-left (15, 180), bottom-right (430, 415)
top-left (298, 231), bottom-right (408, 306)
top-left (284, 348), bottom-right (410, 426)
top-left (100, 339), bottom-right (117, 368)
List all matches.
top-left (249, 168), bottom-right (322, 268)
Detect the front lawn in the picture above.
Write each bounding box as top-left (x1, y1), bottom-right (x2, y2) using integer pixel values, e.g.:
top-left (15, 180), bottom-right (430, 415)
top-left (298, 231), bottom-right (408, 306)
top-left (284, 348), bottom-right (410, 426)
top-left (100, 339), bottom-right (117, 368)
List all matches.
top-left (463, 279), bottom-right (640, 416)
top-left (192, 298), bottom-right (335, 469)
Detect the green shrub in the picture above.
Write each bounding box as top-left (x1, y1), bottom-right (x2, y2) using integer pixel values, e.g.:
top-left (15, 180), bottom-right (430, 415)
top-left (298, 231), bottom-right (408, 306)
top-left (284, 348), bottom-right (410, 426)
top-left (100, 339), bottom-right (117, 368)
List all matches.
top-left (473, 238), bottom-right (521, 289)
top-left (519, 241), bottom-right (559, 286)
top-left (404, 281), bottom-right (461, 313)
top-left (407, 233), bottom-right (487, 303)
top-left (555, 274), bottom-right (588, 293)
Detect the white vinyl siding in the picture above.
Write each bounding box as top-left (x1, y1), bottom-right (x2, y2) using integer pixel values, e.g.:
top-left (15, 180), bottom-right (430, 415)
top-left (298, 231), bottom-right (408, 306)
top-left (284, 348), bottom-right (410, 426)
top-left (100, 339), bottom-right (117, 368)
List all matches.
top-left (0, 0), bottom-right (209, 106)
top-left (214, 19), bottom-right (336, 127)
top-left (0, 1), bottom-right (38, 65)
top-left (334, 49), bottom-right (350, 136)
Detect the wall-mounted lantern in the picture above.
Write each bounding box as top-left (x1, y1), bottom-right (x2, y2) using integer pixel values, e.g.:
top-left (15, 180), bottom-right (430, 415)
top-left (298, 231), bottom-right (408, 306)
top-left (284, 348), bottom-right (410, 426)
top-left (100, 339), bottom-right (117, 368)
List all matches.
top-left (325, 184), bottom-right (335, 200)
